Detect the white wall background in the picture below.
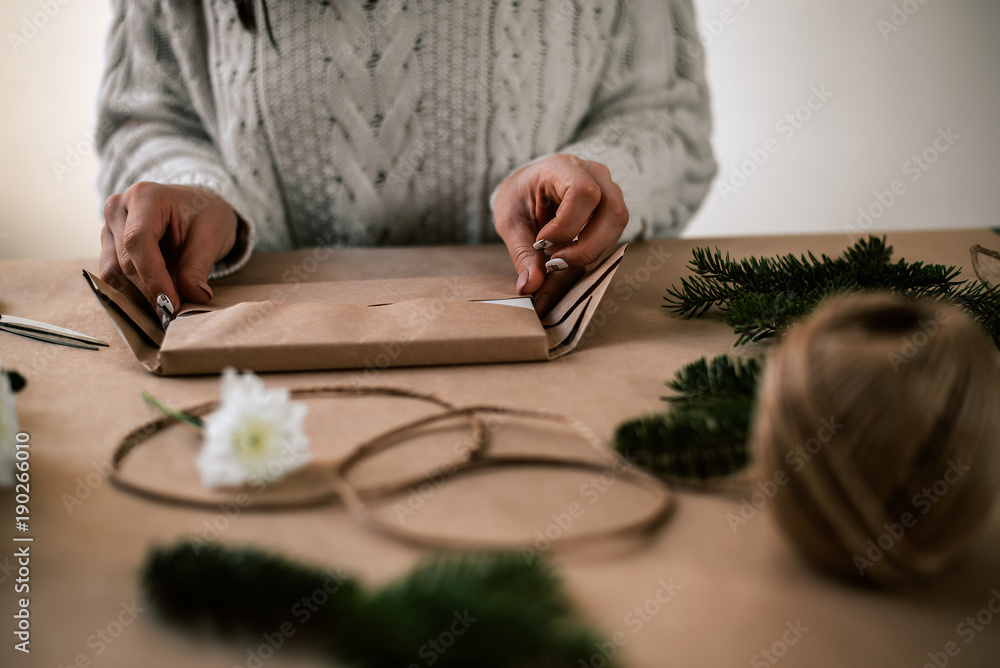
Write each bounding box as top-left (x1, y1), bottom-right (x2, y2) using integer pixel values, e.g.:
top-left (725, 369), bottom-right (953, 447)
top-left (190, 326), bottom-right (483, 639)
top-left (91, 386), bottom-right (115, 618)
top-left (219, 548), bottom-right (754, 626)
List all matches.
top-left (687, 0), bottom-right (1000, 239)
top-left (0, 0), bottom-right (997, 260)
top-left (0, 0), bottom-right (110, 260)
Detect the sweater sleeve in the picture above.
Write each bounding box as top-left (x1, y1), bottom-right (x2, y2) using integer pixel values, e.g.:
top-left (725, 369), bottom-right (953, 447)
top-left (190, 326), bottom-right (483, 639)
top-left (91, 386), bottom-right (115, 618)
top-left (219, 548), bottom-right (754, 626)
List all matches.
top-left (563, 0), bottom-right (716, 240)
top-left (492, 0), bottom-right (717, 242)
top-left (94, 0), bottom-right (255, 278)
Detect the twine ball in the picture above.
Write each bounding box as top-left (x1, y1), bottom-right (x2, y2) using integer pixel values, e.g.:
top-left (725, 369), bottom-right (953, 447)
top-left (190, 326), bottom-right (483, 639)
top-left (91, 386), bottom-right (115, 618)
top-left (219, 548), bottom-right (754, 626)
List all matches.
top-left (751, 293), bottom-right (1000, 586)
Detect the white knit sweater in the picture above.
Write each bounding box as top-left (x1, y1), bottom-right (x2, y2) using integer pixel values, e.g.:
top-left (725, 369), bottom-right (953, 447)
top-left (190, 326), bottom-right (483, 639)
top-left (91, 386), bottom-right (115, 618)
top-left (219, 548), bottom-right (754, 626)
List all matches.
top-left (96, 0), bottom-right (716, 272)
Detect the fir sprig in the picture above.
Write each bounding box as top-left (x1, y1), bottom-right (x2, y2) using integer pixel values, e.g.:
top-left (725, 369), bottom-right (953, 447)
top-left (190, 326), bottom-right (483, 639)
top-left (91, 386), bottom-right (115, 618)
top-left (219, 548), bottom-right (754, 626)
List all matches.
top-left (664, 235), bottom-right (1000, 346)
top-left (142, 540), bottom-right (609, 667)
top-left (613, 356), bottom-right (760, 481)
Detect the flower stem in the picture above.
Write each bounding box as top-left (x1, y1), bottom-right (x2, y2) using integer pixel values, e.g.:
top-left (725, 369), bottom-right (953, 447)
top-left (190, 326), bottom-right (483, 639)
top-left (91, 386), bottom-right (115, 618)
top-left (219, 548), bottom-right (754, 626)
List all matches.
top-left (142, 390), bottom-right (204, 430)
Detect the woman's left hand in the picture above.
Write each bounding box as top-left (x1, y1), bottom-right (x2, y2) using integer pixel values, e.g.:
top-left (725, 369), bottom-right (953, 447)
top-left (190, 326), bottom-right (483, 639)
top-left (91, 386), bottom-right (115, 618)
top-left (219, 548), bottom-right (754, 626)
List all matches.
top-left (493, 154), bottom-right (629, 316)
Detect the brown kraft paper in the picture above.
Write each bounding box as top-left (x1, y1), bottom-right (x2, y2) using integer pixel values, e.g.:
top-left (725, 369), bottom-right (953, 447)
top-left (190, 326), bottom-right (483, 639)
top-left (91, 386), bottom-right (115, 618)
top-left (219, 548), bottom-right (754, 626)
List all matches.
top-left (82, 244), bottom-right (628, 375)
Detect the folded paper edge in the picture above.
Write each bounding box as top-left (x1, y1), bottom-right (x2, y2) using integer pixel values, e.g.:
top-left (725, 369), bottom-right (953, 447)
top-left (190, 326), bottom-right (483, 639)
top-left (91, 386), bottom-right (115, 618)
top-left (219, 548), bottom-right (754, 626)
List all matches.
top-left (81, 270), bottom-right (164, 374)
top-left (542, 244), bottom-right (628, 329)
top-left (544, 244), bottom-right (628, 357)
top-left (546, 296), bottom-right (593, 358)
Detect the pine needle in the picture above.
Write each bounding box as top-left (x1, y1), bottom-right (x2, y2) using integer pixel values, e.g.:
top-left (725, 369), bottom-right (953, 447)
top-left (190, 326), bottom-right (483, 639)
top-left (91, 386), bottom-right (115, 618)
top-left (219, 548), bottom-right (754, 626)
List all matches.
top-left (663, 235), bottom-right (1000, 347)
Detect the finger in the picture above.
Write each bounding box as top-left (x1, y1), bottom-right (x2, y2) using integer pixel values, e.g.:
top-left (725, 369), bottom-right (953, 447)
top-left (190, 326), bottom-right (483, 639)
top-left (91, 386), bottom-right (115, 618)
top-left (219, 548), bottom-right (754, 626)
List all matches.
top-left (174, 211), bottom-right (236, 303)
top-left (549, 165), bottom-right (629, 267)
top-left (119, 194), bottom-right (180, 318)
top-left (98, 225), bottom-right (119, 282)
top-left (531, 159), bottom-right (603, 249)
top-left (532, 266), bottom-right (585, 318)
top-left (107, 191), bottom-right (153, 296)
top-left (102, 195), bottom-right (148, 304)
top-left (493, 188), bottom-right (548, 296)
top-left (99, 225), bottom-right (147, 306)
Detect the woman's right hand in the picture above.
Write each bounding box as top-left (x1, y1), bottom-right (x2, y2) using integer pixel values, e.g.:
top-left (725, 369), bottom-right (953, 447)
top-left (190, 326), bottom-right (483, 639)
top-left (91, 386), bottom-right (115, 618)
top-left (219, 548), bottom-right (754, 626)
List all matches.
top-left (100, 182), bottom-right (238, 327)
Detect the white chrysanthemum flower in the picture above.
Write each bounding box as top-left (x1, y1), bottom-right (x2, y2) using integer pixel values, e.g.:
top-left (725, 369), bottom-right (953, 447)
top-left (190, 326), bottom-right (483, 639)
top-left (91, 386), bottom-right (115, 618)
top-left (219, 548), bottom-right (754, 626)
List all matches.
top-left (0, 361), bottom-right (19, 488)
top-left (196, 368), bottom-right (311, 489)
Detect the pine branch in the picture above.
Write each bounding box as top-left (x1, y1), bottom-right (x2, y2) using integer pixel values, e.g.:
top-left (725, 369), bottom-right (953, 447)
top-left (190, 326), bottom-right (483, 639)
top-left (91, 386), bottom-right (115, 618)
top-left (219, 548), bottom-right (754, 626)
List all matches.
top-left (614, 356), bottom-right (760, 481)
top-left (950, 279), bottom-right (1000, 348)
top-left (142, 540), bottom-right (609, 667)
top-left (663, 355), bottom-right (763, 405)
top-left (663, 235), bottom-right (1000, 348)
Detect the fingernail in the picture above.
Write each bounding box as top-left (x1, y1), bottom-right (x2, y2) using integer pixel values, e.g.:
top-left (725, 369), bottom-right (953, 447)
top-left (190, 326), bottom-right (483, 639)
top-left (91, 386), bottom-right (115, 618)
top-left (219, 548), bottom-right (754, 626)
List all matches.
top-left (516, 268), bottom-right (530, 294)
top-left (545, 258), bottom-right (569, 273)
top-left (156, 293), bottom-right (175, 315)
top-left (533, 239), bottom-right (552, 251)
top-left (156, 293), bottom-right (175, 330)
top-left (195, 278), bottom-right (214, 300)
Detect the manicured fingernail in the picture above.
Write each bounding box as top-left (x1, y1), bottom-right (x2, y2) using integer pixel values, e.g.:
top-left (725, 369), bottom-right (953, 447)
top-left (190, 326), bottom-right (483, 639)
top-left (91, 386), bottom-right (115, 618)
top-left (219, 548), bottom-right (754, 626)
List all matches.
top-left (516, 268), bottom-right (530, 294)
top-left (156, 293), bottom-right (175, 315)
top-left (533, 239), bottom-right (552, 251)
top-left (545, 258), bottom-right (568, 273)
top-left (156, 293), bottom-right (175, 330)
top-left (195, 279), bottom-right (214, 300)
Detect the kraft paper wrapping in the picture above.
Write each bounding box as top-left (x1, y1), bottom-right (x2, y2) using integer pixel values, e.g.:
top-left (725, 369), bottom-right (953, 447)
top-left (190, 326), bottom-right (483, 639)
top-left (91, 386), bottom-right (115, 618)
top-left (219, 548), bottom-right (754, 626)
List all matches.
top-left (83, 245), bottom-right (627, 375)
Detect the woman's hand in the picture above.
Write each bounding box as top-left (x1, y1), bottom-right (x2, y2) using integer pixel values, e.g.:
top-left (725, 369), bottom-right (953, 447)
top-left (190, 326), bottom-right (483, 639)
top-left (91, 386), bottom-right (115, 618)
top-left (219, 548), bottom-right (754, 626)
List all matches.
top-left (100, 182), bottom-right (238, 325)
top-left (493, 154), bottom-right (629, 316)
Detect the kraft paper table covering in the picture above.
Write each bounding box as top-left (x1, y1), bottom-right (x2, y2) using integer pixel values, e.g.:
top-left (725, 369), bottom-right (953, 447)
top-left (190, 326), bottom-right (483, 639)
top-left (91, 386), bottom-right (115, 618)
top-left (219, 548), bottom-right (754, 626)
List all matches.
top-left (1, 231), bottom-right (998, 668)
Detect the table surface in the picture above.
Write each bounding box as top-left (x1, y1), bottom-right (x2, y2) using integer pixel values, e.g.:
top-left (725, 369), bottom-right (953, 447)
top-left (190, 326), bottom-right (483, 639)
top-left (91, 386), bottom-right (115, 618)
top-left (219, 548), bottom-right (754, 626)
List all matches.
top-left (2, 229), bottom-right (999, 668)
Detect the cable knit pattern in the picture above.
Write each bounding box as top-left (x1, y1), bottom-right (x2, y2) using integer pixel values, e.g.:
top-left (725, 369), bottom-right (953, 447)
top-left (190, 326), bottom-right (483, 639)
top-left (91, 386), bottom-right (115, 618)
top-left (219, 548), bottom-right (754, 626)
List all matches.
top-left (96, 0), bottom-right (716, 273)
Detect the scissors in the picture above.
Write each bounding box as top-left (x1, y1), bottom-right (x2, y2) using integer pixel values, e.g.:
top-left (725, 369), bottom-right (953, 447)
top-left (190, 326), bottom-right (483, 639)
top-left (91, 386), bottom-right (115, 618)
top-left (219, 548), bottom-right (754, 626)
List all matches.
top-left (0, 313), bottom-right (109, 351)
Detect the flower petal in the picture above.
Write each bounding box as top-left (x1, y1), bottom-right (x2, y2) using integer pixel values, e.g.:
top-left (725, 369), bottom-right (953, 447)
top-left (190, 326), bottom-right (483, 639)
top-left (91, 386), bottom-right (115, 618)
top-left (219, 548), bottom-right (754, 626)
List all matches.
top-left (196, 369), bottom-right (311, 489)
